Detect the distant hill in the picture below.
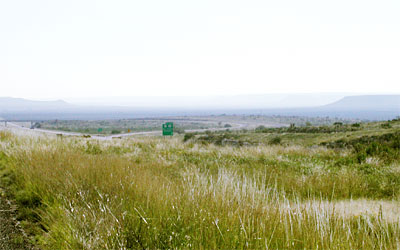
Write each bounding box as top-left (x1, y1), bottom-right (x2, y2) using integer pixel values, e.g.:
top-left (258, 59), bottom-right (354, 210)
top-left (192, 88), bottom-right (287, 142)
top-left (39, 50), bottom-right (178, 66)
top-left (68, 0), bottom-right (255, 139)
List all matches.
top-left (65, 93), bottom-right (346, 108)
top-left (0, 95), bottom-right (399, 121)
top-left (323, 95), bottom-right (400, 111)
top-left (0, 97), bottom-right (73, 112)
top-left (255, 95), bottom-right (400, 120)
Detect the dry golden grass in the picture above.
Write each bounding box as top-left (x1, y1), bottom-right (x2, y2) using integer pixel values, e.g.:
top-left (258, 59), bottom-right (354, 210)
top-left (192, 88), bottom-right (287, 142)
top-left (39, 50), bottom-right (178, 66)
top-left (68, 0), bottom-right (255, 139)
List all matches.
top-left (0, 130), bottom-right (400, 249)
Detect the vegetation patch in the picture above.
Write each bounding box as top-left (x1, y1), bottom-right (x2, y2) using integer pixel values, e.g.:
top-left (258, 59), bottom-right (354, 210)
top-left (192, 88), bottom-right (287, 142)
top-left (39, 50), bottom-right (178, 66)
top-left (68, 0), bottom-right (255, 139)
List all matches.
top-left (321, 131), bottom-right (400, 163)
top-left (0, 119), bottom-right (399, 249)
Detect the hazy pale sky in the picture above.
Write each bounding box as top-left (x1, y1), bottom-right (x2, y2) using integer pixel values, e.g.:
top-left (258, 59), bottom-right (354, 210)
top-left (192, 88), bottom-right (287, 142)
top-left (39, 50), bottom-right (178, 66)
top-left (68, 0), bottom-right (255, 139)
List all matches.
top-left (1, 0), bottom-right (399, 99)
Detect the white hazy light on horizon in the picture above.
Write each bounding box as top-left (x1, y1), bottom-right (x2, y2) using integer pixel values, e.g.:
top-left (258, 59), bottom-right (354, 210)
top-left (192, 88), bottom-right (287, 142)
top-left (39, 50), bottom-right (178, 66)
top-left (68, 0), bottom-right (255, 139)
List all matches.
top-left (1, 0), bottom-right (400, 99)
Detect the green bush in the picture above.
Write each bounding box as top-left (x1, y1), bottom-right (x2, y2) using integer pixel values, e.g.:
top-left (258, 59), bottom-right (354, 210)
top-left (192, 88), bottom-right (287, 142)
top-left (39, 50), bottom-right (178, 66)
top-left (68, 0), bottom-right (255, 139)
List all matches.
top-left (15, 190), bottom-right (42, 208)
top-left (84, 142), bottom-right (103, 155)
top-left (183, 133), bottom-right (195, 142)
top-left (269, 136), bottom-right (281, 145)
top-left (255, 125), bottom-right (267, 132)
top-left (324, 132), bottom-right (400, 164)
top-left (256, 123), bottom-right (360, 134)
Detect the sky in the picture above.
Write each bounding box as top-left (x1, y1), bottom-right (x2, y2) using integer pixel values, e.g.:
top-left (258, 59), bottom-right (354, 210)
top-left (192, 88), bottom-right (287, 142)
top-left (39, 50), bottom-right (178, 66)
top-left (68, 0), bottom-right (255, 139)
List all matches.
top-left (1, 0), bottom-right (400, 100)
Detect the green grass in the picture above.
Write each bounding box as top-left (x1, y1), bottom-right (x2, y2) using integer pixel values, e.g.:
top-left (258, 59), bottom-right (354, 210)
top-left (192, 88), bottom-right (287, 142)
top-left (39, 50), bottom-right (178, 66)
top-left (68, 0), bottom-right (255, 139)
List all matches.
top-left (0, 120), bottom-right (399, 249)
top-left (189, 119), bottom-right (400, 147)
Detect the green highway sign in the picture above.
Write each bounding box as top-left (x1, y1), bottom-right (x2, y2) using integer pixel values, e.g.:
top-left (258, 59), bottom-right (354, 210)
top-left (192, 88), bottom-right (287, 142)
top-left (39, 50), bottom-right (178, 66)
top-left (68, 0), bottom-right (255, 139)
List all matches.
top-left (98, 128), bottom-right (103, 133)
top-left (162, 122), bottom-right (173, 136)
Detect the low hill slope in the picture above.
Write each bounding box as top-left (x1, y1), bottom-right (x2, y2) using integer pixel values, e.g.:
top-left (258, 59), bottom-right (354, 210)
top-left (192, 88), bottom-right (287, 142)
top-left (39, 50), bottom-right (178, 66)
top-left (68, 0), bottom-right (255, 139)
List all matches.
top-left (323, 95), bottom-right (400, 111)
top-left (0, 97), bottom-right (73, 112)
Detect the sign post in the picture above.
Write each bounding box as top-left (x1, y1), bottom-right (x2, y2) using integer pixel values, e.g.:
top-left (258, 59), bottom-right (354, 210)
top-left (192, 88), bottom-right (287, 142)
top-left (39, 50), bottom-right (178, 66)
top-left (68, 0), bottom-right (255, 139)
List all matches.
top-left (162, 122), bottom-right (174, 136)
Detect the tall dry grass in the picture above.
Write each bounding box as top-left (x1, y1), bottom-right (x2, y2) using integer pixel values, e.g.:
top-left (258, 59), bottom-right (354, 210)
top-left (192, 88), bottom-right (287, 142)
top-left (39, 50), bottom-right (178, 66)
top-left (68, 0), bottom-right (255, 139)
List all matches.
top-left (0, 132), bottom-right (400, 249)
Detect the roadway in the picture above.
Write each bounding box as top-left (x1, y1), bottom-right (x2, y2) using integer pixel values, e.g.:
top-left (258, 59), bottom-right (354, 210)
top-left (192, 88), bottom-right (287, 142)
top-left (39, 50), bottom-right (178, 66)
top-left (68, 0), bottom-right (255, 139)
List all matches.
top-left (0, 121), bottom-right (247, 140)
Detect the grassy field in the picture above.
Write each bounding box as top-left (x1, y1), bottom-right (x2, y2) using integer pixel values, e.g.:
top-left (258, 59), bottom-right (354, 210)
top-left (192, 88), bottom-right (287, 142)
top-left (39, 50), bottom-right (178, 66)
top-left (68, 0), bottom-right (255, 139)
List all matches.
top-left (37, 118), bottom-right (222, 135)
top-left (0, 118), bottom-right (399, 249)
top-left (35, 115), bottom-right (355, 135)
top-left (191, 119), bottom-right (400, 146)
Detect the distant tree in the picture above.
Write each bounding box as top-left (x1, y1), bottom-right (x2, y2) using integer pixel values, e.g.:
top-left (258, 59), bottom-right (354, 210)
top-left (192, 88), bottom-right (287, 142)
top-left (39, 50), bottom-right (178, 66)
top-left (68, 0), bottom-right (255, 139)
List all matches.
top-left (224, 124), bottom-right (232, 128)
top-left (255, 125), bottom-right (266, 132)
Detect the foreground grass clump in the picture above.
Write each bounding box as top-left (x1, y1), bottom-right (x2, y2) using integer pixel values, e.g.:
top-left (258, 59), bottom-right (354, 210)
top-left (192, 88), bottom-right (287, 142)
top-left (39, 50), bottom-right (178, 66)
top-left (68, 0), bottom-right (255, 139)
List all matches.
top-left (0, 128), bottom-right (400, 249)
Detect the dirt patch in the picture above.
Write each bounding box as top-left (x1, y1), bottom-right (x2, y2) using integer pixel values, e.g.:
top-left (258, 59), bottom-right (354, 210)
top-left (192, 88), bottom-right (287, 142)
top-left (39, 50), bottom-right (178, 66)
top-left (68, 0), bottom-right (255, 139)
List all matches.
top-left (290, 199), bottom-right (400, 223)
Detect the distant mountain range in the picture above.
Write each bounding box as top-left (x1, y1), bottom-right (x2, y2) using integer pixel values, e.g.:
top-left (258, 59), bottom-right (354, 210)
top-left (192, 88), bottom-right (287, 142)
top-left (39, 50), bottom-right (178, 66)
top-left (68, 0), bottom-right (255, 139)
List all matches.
top-left (0, 95), bottom-right (399, 121)
top-left (64, 93), bottom-right (347, 108)
top-left (0, 97), bottom-right (73, 111)
top-left (323, 95), bottom-right (400, 111)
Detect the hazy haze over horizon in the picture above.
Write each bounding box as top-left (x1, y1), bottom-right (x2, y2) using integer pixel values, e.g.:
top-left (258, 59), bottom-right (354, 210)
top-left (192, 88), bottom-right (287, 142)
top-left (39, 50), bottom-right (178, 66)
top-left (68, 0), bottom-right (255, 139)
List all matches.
top-left (61, 93), bottom-right (350, 108)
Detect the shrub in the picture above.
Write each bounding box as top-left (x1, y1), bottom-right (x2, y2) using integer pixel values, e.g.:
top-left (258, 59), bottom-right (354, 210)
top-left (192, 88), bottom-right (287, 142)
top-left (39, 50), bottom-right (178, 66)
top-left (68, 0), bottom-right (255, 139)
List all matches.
top-left (15, 190), bottom-right (42, 208)
top-left (183, 133), bottom-right (195, 142)
top-left (324, 132), bottom-right (400, 164)
top-left (84, 141), bottom-right (103, 155)
top-left (269, 136), bottom-right (282, 145)
top-left (255, 125), bottom-right (266, 133)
